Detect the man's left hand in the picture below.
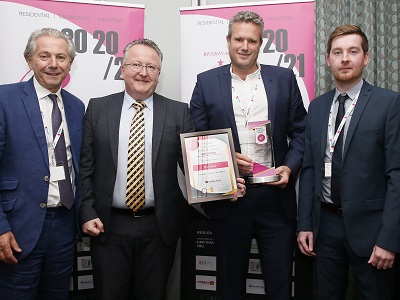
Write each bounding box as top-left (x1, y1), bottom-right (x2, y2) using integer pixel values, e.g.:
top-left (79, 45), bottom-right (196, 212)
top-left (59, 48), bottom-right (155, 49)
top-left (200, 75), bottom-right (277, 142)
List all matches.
top-left (231, 177), bottom-right (246, 202)
top-left (368, 245), bottom-right (395, 269)
top-left (267, 165), bottom-right (291, 189)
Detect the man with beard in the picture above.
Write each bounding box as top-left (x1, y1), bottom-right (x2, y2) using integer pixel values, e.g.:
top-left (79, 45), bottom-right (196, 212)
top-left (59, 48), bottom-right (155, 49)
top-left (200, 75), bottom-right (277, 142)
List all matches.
top-left (297, 25), bottom-right (400, 299)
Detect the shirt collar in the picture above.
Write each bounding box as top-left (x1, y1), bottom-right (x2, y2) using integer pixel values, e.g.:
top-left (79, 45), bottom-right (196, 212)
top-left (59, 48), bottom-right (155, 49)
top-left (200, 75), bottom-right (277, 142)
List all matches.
top-left (230, 63), bottom-right (261, 81)
top-left (123, 91), bottom-right (153, 111)
top-left (334, 79), bottom-right (364, 102)
top-left (33, 76), bottom-right (62, 101)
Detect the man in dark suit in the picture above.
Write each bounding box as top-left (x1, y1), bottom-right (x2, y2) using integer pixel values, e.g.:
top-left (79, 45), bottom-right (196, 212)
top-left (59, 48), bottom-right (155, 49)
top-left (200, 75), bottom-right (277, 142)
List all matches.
top-left (190, 11), bottom-right (307, 300)
top-left (297, 25), bottom-right (400, 300)
top-left (79, 39), bottom-right (194, 300)
top-left (0, 28), bottom-right (84, 299)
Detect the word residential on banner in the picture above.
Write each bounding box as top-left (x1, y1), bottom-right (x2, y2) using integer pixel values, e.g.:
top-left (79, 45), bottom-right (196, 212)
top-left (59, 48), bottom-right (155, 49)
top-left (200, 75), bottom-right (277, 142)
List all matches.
top-left (0, 0), bottom-right (144, 104)
top-left (180, 0), bottom-right (314, 109)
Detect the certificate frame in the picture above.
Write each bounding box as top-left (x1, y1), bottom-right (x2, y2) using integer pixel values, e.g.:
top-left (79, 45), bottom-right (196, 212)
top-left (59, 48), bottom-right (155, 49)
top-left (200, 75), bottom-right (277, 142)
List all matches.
top-left (180, 128), bottom-right (242, 204)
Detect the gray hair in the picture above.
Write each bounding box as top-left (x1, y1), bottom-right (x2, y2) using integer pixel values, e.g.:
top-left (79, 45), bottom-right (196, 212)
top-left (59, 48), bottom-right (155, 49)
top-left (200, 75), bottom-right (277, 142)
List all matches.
top-left (24, 28), bottom-right (76, 62)
top-left (227, 11), bottom-right (264, 42)
top-left (123, 38), bottom-right (163, 69)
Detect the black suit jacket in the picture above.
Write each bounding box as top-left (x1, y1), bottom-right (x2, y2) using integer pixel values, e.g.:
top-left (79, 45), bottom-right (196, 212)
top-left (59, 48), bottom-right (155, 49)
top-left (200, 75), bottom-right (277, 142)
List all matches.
top-left (298, 81), bottom-right (400, 256)
top-left (79, 92), bottom-right (194, 246)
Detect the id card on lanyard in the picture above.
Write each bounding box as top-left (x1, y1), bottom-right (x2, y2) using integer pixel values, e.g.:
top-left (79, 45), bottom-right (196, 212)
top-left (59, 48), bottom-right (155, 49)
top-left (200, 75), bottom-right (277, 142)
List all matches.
top-left (325, 92), bottom-right (359, 177)
top-left (41, 101), bottom-right (66, 181)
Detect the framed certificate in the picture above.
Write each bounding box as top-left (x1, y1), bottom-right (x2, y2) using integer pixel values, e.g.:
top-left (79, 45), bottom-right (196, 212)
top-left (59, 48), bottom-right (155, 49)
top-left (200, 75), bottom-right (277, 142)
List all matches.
top-left (180, 128), bottom-right (242, 204)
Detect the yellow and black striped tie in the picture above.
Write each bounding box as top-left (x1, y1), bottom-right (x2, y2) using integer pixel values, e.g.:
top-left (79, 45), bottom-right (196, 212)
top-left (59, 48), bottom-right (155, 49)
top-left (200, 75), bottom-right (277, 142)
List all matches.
top-left (126, 101), bottom-right (146, 212)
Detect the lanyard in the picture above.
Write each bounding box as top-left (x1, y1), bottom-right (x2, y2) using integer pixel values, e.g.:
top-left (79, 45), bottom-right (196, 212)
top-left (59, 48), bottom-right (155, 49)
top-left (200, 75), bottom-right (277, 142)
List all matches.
top-left (232, 73), bottom-right (261, 126)
top-left (328, 92), bottom-right (359, 153)
top-left (41, 101), bottom-right (64, 163)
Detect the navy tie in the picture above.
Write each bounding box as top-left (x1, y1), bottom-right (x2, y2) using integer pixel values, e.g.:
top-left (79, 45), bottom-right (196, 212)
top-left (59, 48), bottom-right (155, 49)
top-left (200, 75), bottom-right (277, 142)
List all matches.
top-left (331, 94), bottom-right (348, 206)
top-left (49, 94), bottom-right (74, 209)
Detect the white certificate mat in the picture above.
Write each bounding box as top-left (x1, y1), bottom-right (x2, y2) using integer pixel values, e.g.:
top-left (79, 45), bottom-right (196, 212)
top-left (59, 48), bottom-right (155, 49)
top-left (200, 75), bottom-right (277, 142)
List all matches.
top-left (180, 128), bottom-right (241, 204)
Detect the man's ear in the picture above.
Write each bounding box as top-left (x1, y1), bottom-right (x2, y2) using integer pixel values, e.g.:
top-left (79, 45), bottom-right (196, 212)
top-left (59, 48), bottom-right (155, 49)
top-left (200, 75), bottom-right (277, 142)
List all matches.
top-left (24, 54), bottom-right (33, 70)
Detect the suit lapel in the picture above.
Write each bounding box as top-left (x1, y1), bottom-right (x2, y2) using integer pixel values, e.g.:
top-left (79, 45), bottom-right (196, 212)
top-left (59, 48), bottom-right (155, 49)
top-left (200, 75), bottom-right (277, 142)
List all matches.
top-left (343, 81), bottom-right (372, 157)
top-left (21, 79), bottom-right (49, 168)
top-left (108, 92), bottom-right (124, 168)
top-left (319, 91), bottom-right (335, 159)
top-left (219, 65), bottom-right (241, 150)
top-left (261, 66), bottom-right (276, 134)
top-left (152, 93), bottom-right (165, 171)
top-left (61, 90), bottom-right (80, 172)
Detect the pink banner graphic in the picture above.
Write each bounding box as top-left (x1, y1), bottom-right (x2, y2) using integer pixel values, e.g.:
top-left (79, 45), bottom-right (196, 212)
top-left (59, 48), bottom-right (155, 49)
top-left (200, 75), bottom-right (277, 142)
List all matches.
top-left (0, 0), bottom-right (144, 104)
top-left (180, 0), bottom-right (314, 108)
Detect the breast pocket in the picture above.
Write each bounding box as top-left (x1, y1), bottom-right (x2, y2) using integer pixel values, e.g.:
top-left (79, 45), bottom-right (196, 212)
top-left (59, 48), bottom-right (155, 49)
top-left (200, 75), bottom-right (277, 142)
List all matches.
top-left (353, 128), bottom-right (380, 137)
top-left (363, 198), bottom-right (384, 211)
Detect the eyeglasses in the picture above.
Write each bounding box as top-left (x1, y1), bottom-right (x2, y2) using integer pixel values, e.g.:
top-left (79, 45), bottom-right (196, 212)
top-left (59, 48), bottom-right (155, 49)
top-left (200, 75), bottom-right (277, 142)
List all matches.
top-left (123, 62), bottom-right (160, 74)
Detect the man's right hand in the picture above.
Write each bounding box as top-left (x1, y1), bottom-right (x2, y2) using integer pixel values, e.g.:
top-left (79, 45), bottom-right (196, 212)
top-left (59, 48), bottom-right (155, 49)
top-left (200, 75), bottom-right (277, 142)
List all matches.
top-left (297, 231), bottom-right (316, 257)
top-left (82, 218), bottom-right (104, 237)
top-left (0, 231), bottom-right (22, 264)
top-left (236, 152), bottom-right (254, 176)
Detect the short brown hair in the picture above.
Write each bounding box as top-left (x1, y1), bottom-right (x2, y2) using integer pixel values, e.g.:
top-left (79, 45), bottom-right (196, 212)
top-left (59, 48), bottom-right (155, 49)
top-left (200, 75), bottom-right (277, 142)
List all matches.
top-left (227, 11), bottom-right (264, 42)
top-left (327, 25), bottom-right (368, 55)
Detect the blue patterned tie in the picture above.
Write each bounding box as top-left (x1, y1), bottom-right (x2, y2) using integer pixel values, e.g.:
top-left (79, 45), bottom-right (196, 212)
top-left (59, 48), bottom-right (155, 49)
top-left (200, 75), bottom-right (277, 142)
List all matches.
top-left (49, 94), bottom-right (74, 209)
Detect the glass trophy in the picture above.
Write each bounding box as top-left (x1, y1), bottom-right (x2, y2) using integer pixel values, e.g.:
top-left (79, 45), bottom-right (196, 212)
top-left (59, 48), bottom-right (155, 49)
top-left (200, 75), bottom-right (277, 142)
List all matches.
top-left (246, 122), bottom-right (280, 184)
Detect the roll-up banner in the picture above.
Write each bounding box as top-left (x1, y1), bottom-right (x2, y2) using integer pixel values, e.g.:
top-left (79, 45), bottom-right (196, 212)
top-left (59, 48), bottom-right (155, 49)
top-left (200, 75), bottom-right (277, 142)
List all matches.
top-left (0, 0), bottom-right (145, 104)
top-left (180, 0), bottom-right (314, 109)
top-left (180, 1), bottom-right (314, 299)
top-left (0, 1), bottom-right (144, 297)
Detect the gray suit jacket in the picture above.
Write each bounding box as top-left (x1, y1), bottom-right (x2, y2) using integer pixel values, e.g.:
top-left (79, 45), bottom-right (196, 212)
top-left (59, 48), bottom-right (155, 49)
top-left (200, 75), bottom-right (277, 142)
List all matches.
top-left (79, 92), bottom-right (194, 246)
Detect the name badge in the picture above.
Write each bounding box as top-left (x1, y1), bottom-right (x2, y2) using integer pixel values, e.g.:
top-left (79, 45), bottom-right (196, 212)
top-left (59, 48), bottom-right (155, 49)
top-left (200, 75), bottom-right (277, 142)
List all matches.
top-left (50, 165), bottom-right (66, 181)
top-left (325, 163), bottom-right (332, 178)
top-left (255, 126), bottom-right (268, 145)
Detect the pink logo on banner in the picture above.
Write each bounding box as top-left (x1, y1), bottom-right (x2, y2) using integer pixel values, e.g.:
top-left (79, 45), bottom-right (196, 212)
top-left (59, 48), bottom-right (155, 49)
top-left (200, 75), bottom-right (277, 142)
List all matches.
top-left (20, 70), bottom-right (70, 88)
top-left (181, 1), bottom-right (315, 100)
top-left (10, 0), bottom-right (144, 58)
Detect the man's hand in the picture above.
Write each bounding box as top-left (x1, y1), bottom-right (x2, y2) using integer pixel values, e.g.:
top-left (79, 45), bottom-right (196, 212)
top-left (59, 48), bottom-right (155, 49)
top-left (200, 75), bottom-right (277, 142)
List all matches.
top-left (297, 231), bottom-right (316, 257)
top-left (0, 231), bottom-right (22, 264)
top-left (236, 153), bottom-right (253, 176)
top-left (267, 165), bottom-right (291, 189)
top-left (231, 177), bottom-right (246, 202)
top-left (368, 245), bottom-right (395, 269)
top-left (82, 218), bottom-right (104, 237)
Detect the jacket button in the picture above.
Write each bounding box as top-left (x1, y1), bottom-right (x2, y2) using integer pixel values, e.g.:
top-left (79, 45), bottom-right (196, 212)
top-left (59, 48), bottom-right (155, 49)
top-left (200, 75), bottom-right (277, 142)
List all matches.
top-left (40, 203), bottom-right (47, 208)
top-left (44, 176), bottom-right (50, 182)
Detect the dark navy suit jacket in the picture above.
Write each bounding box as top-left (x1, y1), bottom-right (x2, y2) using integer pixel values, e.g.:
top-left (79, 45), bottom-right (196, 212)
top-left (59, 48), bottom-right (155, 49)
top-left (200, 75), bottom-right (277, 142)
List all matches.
top-left (0, 77), bottom-right (84, 260)
top-left (190, 64), bottom-right (307, 221)
top-left (298, 80), bottom-right (400, 256)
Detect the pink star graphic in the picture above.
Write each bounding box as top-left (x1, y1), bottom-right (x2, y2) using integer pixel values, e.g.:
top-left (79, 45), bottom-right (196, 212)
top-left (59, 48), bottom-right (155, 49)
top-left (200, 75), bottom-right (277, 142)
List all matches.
top-left (217, 59), bottom-right (223, 66)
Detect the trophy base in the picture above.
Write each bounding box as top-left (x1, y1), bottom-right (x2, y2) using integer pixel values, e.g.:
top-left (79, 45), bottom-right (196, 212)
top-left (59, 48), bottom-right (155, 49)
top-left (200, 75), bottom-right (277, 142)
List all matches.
top-left (247, 175), bottom-right (281, 184)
